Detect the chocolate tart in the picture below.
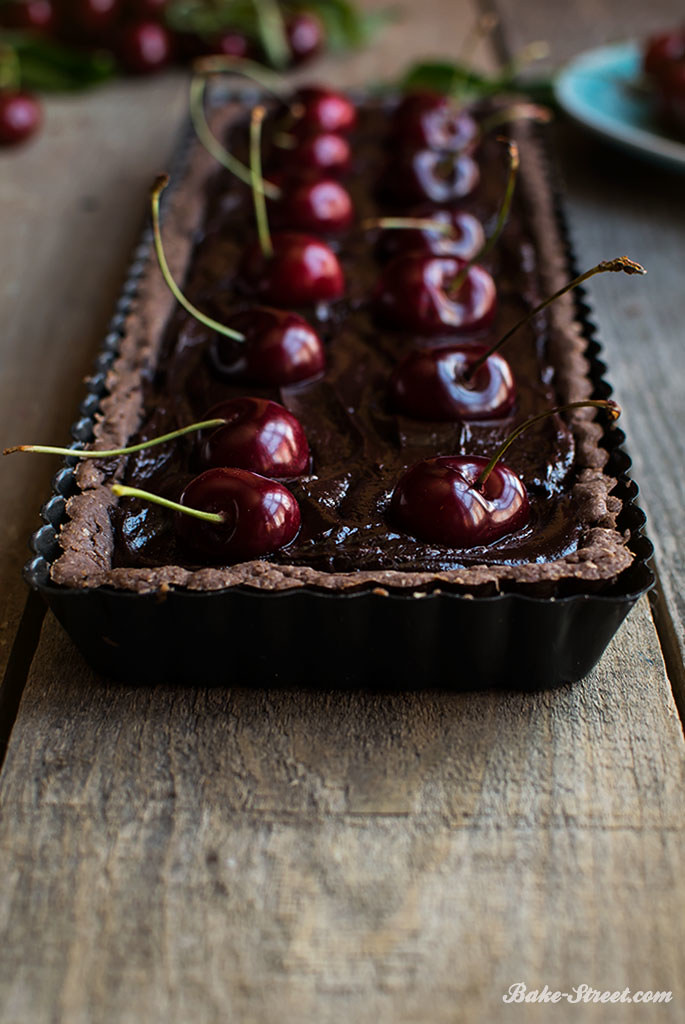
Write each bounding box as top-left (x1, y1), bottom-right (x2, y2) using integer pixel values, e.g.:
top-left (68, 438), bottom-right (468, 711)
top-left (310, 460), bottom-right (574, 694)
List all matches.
top-left (24, 89), bottom-right (654, 687)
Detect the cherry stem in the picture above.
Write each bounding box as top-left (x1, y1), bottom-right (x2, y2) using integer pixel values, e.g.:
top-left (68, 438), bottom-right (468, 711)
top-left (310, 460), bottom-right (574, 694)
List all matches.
top-left (3, 420), bottom-right (227, 459)
top-left (193, 55), bottom-right (285, 98)
top-left (457, 12), bottom-right (499, 66)
top-left (150, 174), bottom-right (245, 343)
top-left (252, 0), bottom-right (290, 71)
top-left (0, 43), bottom-right (20, 92)
top-left (189, 75), bottom-right (281, 199)
top-left (111, 484), bottom-right (225, 524)
top-left (501, 39), bottom-right (550, 80)
top-left (449, 138), bottom-right (519, 297)
top-left (359, 216), bottom-right (452, 235)
top-left (466, 257), bottom-right (647, 379)
top-left (477, 102), bottom-right (552, 139)
top-left (250, 105), bottom-right (273, 259)
top-left (474, 399), bottom-right (621, 490)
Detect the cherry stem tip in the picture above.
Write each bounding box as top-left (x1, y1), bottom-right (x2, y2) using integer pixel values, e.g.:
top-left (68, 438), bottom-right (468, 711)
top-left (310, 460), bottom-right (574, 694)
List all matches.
top-left (474, 399), bottom-right (621, 490)
top-left (3, 420), bottom-right (227, 460)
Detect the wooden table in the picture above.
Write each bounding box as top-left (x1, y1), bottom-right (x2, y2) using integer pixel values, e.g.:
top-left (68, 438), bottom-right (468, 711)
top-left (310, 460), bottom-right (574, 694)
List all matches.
top-left (1, 1), bottom-right (684, 1020)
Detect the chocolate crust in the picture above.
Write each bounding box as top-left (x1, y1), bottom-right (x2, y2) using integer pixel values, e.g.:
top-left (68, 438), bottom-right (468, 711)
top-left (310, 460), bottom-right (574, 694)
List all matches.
top-left (51, 99), bottom-right (633, 595)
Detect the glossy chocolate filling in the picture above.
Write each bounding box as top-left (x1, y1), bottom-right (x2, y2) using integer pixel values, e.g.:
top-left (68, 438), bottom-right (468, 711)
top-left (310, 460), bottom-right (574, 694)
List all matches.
top-left (52, 97), bottom-right (631, 594)
top-left (112, 106), bottom-right (581, 574)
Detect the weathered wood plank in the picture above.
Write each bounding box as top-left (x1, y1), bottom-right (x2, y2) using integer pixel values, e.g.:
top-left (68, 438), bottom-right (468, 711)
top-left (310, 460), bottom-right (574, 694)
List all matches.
top-left (0, 601), bottom-right (683, 1024)
top-left (1, 2), bottom-right (684, 1021)
top-left (493, 0), bottom-right (685, 686)
top-left (0, 74), bottom-right (188, 682)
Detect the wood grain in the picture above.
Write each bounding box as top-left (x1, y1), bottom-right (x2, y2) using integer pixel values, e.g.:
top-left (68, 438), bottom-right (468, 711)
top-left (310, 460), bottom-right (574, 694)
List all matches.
top-left (0, 73), bottom-right (188, 682)
top-left (0, 1), bottom-right (684, 1021)
top-left (493, 0), bottom-right (685, 688)
top-left (0, 601), bottom-right (683, 1024)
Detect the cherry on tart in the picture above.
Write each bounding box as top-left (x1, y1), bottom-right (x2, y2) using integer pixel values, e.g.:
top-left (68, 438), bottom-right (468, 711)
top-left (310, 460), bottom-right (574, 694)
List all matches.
top-left (189, 82), bottom-right (354, 233)
top-left (6, 401), bottom-right (311, 480)
top-left (268, 174), bottom-right (354, 234)
top-left (150, 174), bottom-right (326, 385)
top-left (367, 210), bottom-right (485, 263)
top-left (275, 132), bottom-right (351, 178)
top-left (241, 231), bottom-right (344, 304)
top-left (198, 397), bottom-right (310, 477)
top-left (390, 346), bottom-right (515, 420)
top-left (240, 106), bottom-right (344, 304)
top-left (391, 92), bottom-right (479, 153)
top-left (375, 254), bottom-right (496, 334)
top-left (112, 471), bottom-right (301, 562)
top-left (288, 85), bottom-right (357, 136)
top-left (389, 400), bottom-right (621, 548)
top-left (213, 307), bottom-right (325, 385)
top-left (383, 147), bottom-right (480, 206)
top-left (375, 140), bottom-right (517, 334)
top-left (388, 256), bottom-right (647, 420)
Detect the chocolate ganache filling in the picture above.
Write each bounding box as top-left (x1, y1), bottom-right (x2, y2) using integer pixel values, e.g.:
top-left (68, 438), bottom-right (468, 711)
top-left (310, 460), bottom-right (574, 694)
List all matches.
top-left (110, 101), bottom-right (584, 575)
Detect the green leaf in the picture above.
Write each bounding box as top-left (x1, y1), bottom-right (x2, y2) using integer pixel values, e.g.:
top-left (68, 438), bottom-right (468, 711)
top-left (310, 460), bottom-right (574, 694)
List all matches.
top-left (1, 31), bottom-right (116, 91)
top-left (293, 0), bottom-right (397, 51)
top-left (399, 58), bottom-right (556, 107)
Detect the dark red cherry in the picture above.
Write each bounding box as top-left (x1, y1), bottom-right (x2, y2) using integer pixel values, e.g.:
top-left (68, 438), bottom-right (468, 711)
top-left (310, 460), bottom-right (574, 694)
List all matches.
top-left (123, 0), bottom-right (167, 15)
top-left (656, 60), bottom-right (685, 132)
top-left (212, 307), bottom-right (325, 385)
top-left (210, 30), bottom-right (250, 59)
top-left (290, 86), bottom-right (357, 136)
top-left (270, 177), bottom-right (354, 234)
top-left (378, 209), bottom-right (485, 263)
top-left (63, 0), bottom-right (120, 39)
top-left (382, 148), bottom-right (480, 205)
top-left (177, 467), bottom-right (300, 561)
top-left (286, 11), bottom-right (324, 65)
top-left (389, 455), bottom-right (529, 548)
top-left (199, 397), bottom-right (310, 477)
top-left (0, 0), bottom-right (56, 32)
top-left (392, 92), bottom-right (478, 152)
top-left (277, 132), bottom-right (351, 178)
top-left (119, 20), bottom-right (173, 74)
top-left (375, 254), bottom-right (496, 335)
top-left (241, 232), bottom-right (344, 306)
top-left (0, 91), bottom-right (42, 146)
top-left (644, 30), bottom-right (685, 76)
top-left (389, 345), bottom-right (515, 420)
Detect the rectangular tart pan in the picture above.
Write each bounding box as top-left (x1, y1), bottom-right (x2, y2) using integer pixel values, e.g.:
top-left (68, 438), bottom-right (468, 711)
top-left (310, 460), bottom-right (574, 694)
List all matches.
top-left (22, 98), bottom-right (655, 690)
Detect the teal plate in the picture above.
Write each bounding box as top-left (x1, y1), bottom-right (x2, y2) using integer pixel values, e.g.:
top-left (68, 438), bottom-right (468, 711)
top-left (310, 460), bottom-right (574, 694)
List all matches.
top-left (555, 41), bottom-right (685, 171)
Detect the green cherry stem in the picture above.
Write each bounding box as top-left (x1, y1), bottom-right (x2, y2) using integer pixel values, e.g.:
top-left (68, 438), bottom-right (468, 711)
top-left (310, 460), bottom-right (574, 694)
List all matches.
top-left (252, 0), bottom-right (290, 71)
top-left (151, 174), bottom-right (245, 343)
top-left (359, 216), bottom-right (452, 234)
top-left (477, 101), bottom-right (552, 139)
top-left (111, 484), bottom-right (225, 524)
top-left (250, 105), bottom-right (273, 259)
top-left (449, 137), bottom-right (519, 297)
top-left (501, 39), bottom-right (550, 82)
top-left (456, 12), bottom-right (499, 68)
top-left (474, 400), bottom-right (621, 491)
top-left (4, 419), bottom-right (226, 459)
top-left (188, 70), bottom-right (281, 199)
top-left (465, 257), bottom-right (647, 379)
top-left (0, 43), bottom-right (21, 92)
